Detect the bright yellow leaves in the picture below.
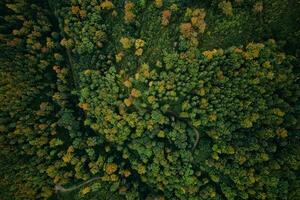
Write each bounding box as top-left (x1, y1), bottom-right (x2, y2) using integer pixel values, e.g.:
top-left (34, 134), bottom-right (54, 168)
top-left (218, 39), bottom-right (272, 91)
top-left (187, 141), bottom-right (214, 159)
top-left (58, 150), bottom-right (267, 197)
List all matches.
top-left (147, 96), bottom-right (156, 104)
top-left (135, 48), bottom-right (143, 56)
top-left (82, 69), bottom-right (90, 76)
top-left (124, 2), bottom-right (135, 23)
top-left (243, 43), bottom-right (265, 60)
top-left (210, 174), bottom-right (220, 183)
top-left (276, 128), bottom-right (288, 138)
top-left (179, 8), bottom-right (206, 44)
top-left (137, 164), bottom-right (146, 174)
top-left (49, 138), bottom-right (63, 147)
top-left (62, 153), bottom-right (72, 163)
top-left (241, 113), bottom-right (259, 128)
top-left (123, 80), bottom-right (132, 88)
top-left (135, 39), bottom-right (145, 56)
top-left (38, 124), bottom-right (48, 130)
top-left (79, 103), bottom-right (89, 110)
top-left (67, 146), bottom-right (74, 153)
top-left (237, 155), bottom-right (247, 165)
top-left (46, 166), bottom-right (56, 178)
top-left (276, 53), bottom-right (286, 64)
top-left (95, 30), bottom-right (106, 41)
top-left (124, 97), bottom-right (133, 107)
top-left (162, 10), bottom-right (171, 26)
top-left (105, 145), bottom-right (111, 152)
top-left (135, 39), bottom-right (145, 48)
top-left (217, 70), bottom-right (225, 81)
top-left (119, 37), bottom-right (145, 57)
top-left (122, 169), bottom-right (131, 177)
top-left (180, 23), bottom-right (193, 38)
top-left (156, 60), bottom-right (162, 68)
top-left (124, 88), bottom-right (141, 107)
top-left (81, 187), bottom-right (91, 195)
top-left (89, 162), bottom-right (100, 174)
top-left (234, 48), bottom-right (243, 54)
top-left (248, 176), bottom-right (256, 185)
top-left (71, 6), bottom-right (80, 15)
top-left (202, 49), bottom-right (223, 59)
top-left (105, 163), bottom-right (118, 174)
top-left (36, 102), bottom-right (50, 116)
top-left (212, 152), bottom-right (219, 160)
top-left (272, 108), bottom-right (285, 117)
top-left (112, 10), bottom-right (118, 17)
top-left (190, 9), bottom-right (206, 33)
top-left (262, 61), bottom-right (272, 69)
top-left (158, 130), bottom-right (165, 138)
top-left (227, 146), bottom-right (235, 154)
top-left (141, 63), bottom-right (150, 77)
top-left (241, 118), bottom-right (253, 128)
top-left (253, 2), bottom-right (263, 13)
top-left (120, 37), bottom-right (132, 49)
top-left (199, 88), bottom-right (206, 96)
top-left (260, 153), bottom-right (269, 161)
top-left (131, 88), bottom-right (141, 97)
top-left (100, 0), bottom-right (114, 10)
top-left (115, 52), bottom-right (124, 62)
top-left (79, 10), bottom-right (87, 18)
top-left (218, 1), bottom-right (233, 16)
top-left (102, 174), bottom-right (119, 182)
top-left (182, 101), bottom-right (190, 111)
top-left (154, 0), bottom-right (163, 8)
top-left (62, 146), bottom-right (74, 163)
top-left (31, 42), bottom-right (42, 50)
top-left (60, 38), bottom-right (73, 49)
top-left (209, 114), bottom-right (217, 122)
top-left (202, 49), bottom-right (217, 59)
top-left (170, 4), bottom-right (179, 12)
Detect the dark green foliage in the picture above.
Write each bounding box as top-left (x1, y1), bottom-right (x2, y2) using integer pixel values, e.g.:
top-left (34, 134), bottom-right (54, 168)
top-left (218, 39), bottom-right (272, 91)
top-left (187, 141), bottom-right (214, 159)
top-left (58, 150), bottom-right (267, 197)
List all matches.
top-left (0, 0), bottom-right (299, 199)
top-left (78, 41), bottom-right (299, 199)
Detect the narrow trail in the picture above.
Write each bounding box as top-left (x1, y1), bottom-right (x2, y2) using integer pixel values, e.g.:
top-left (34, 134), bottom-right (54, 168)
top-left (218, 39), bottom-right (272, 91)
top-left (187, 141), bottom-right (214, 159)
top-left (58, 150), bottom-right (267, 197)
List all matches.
top-left (55, 176), bottom-right (101, 193)
top-left (47, 0), bottom-right (80, 89)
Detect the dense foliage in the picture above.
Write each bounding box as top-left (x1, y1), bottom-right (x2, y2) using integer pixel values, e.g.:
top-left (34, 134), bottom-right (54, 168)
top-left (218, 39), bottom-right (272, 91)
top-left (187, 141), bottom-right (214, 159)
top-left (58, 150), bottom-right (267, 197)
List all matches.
top-left (0, 0), bottom-right (299, 199)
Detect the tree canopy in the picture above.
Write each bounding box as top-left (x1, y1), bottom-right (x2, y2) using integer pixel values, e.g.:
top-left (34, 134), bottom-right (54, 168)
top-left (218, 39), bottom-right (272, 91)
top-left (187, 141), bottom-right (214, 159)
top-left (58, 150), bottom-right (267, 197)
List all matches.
top-left (0, 0), bottom-right (299, 199)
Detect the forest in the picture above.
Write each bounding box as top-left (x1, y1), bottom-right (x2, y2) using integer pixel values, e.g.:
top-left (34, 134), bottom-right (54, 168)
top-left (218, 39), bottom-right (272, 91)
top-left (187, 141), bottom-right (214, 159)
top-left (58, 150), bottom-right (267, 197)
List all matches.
top-left (0, 0), bottom-right (299, 199)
